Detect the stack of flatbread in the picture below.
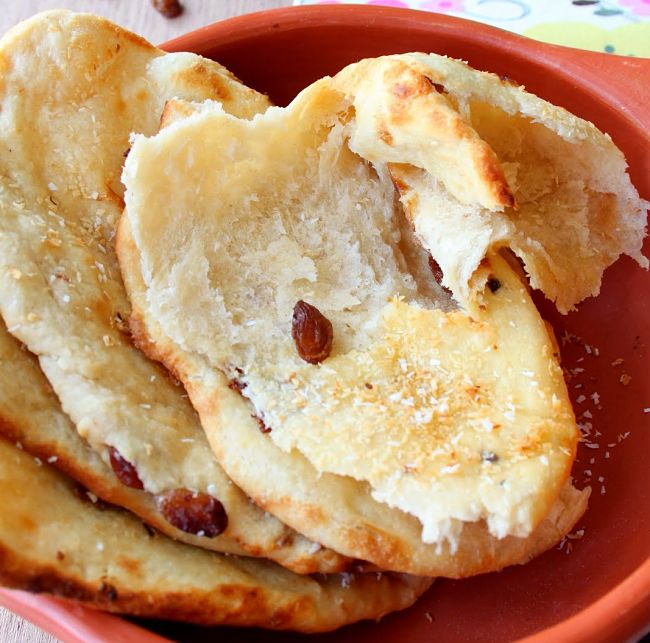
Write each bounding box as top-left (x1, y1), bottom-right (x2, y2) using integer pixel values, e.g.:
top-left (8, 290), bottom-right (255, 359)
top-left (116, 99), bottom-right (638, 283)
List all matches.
top-left (0, 9), bottom-right (646, 633)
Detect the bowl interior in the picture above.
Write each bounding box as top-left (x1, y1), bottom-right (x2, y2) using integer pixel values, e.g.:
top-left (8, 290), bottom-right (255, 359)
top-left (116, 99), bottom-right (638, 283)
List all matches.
top-left (160, 8), bottom-right (650, 642)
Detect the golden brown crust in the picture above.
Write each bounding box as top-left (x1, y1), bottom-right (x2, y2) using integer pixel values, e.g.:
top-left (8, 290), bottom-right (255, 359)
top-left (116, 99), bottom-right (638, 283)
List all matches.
top-left (174, 61), bottom-right (233, 102)
top-left (0, 437), bottom-right (430, 631)
top-left (183, 338), bottom-right (587, 579)
top-left (332, 55), bottom-right (515, 209)
top-left (385, 53), bottom-right (647, 312)
top-left (0, 547), bottom-right (308, 629)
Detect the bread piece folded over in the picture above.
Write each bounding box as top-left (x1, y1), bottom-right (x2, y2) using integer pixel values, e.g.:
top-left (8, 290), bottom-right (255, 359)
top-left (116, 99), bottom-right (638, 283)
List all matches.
top-left (334, 54), bottom-right (647, 312)
top-left (0, 10), bottom-right (346, 573)
top-left (118, 83), bottom-right (590, 576)
top-left (0, 437), bottom-right (431, 631)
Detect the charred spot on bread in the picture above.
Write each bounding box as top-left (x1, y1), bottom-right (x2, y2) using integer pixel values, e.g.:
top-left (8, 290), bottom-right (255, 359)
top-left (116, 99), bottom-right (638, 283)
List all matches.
top-left (480, 450), bottom-right (500, 463)
top-left (487, 277), bottom-right (502, 293)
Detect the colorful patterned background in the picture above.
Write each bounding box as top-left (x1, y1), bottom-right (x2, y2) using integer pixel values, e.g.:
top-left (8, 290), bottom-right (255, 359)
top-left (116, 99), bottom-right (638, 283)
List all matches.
top-left (293, 0), bottom-right (650, 56)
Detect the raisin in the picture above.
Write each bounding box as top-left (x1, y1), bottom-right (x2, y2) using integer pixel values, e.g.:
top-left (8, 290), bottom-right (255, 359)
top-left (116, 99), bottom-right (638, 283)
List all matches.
top-left (152, 0), bottom-right (184, 18)
top-left (99, 582), bottom-right (118, 602)
top-left (291, 301), bottom-right (333, 364)
top-left (228, 379), bottom-right (246, 393)
top-left (159, 489), bottom-right (228, 537)
top-left (481, 450), bottom-right (499, 463)
top-left (487, 277), bottom-right (502, 293)
top-left (423, 76), bottom-right (446, 94)
top-left (428, 256), bottom-right (444, 285)
top-left (228, 367), bottom-right (247, 393)
top-left (108, 447), bottom-right (144, 490)
top-left (429, 255), bottom-right (455, 294)
top-left (428, 255), bottom-right (455, 296)
top-left (253, 415), bottom-right (272, 434)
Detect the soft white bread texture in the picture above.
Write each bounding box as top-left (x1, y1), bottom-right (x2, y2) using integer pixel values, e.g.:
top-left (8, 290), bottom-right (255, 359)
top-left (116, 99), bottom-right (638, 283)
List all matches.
top-left (0, 317), bottom-right (347, 571)
top-left (120, 216), bottom-right (588, 578)
top-left (0, 437), bottom-right (431, 631)
top-left (120, 204), bottom-right (589, 577)
top-left (0, 10), bottom-right (346, 573)
top-left (334, 54), bottom-right (648, 312)
top-left (119, 75), bottom-right (594, 575)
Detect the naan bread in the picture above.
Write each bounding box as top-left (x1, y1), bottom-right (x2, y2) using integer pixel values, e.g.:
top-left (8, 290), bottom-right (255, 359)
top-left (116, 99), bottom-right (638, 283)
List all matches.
top-left (118, 85), bottom-right (589, 576)
top-left (0, 317), bottom-right (233, 557)
top-left (0, 437), bottom-right (431, 631)
top-left (0, 319), bottom-right (349, 571)
top-left (0, 10), bottom-right (346, 573)
top-left (334, 54), bottom-right (648, 312)
top-left (121, 214), bottom-right (588, 578)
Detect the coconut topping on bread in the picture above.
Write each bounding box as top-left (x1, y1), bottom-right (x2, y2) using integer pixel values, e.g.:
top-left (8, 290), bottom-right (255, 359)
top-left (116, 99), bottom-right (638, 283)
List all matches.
top-left (118, 58), bottom-right (619, 551)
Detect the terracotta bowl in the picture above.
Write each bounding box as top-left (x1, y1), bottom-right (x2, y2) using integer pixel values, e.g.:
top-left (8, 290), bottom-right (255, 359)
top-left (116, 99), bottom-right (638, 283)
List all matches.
top-left (1, 6), bottom-right (649, 643)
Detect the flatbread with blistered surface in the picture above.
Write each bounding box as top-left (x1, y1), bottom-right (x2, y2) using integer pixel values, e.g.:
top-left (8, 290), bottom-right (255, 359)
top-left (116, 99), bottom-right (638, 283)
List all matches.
top-left (0, 10), bottom-right (344, 573)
